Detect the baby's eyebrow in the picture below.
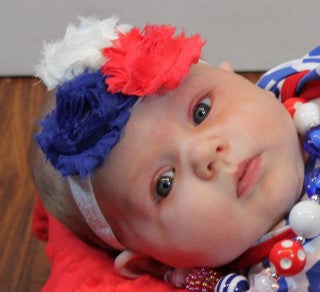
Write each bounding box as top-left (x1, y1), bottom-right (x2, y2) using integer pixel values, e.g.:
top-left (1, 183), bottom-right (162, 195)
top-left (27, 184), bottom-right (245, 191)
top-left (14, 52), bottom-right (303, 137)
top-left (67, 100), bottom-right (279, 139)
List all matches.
top-left (127, 143), bottom-right (156, 194)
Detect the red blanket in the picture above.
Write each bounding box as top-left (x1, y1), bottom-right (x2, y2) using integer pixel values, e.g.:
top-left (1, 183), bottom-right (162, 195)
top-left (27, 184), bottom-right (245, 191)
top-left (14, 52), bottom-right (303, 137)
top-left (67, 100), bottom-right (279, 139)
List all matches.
top-left (32, 198), bottom-right (183, 292)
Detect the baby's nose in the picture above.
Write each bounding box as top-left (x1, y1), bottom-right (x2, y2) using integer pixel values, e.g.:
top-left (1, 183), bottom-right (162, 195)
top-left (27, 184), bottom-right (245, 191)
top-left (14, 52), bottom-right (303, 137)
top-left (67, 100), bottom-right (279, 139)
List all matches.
top-left (188, 136), bottom-right (228, 180)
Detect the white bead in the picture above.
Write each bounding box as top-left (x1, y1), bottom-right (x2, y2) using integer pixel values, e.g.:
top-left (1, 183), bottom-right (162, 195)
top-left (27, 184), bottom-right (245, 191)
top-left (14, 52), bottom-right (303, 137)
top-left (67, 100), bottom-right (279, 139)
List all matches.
top-left (293, 102), bottom-right (320, 135)
top-left (251, 275), bottom-right (276, 292)
top-left (289, 201), bottom-right (320, 238)
top-left (293, 101), bottom-right (305, 111)
top-left (251, 269), bottom-right (278, 292)
top-left (309, 97), bottom-right (320, 108)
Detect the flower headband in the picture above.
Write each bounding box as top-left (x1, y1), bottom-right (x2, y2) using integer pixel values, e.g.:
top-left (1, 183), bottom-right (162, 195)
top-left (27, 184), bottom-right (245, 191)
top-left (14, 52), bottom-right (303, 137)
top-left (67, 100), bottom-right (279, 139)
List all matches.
top-left (35, 16), bottom-right (205, 177)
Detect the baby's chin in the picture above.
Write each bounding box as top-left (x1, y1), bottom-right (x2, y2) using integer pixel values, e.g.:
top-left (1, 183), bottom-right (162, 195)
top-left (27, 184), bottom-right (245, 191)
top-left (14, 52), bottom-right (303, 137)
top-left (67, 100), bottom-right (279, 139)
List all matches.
top-left (154, 242), bottom-right (252, 269)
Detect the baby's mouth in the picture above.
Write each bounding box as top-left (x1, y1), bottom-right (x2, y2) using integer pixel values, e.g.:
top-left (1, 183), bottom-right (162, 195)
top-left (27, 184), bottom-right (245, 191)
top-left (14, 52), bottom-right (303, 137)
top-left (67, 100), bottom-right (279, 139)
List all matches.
top-left (235, 155), bottom-right (262, 198)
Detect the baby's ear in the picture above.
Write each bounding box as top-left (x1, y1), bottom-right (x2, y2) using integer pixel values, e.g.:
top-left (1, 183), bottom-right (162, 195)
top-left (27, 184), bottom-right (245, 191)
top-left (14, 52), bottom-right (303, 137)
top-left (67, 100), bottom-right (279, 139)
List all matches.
top-left (219, 61), bottom-right (233, 72)
top-left (114, 250), bottom-right (170, 278)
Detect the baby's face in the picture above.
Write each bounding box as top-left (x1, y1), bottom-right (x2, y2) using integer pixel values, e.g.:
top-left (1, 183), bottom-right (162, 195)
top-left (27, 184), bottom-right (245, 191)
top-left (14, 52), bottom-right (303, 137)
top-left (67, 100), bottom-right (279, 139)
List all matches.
top-left (93, 63), bottom-right (304, 268)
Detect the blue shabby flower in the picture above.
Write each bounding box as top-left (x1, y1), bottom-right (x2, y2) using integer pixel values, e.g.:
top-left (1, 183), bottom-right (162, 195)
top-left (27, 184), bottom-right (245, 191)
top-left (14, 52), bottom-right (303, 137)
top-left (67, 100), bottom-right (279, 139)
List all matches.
top-left (35, 69), bottom-right (138, 177)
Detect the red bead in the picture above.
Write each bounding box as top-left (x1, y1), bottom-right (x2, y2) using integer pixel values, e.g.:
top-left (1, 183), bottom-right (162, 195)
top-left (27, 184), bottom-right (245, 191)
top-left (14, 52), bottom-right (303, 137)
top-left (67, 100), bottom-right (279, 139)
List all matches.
top-left (269, 239), bottom-right (306, 277)
top-left (283, 97), bottom-right (307, 117)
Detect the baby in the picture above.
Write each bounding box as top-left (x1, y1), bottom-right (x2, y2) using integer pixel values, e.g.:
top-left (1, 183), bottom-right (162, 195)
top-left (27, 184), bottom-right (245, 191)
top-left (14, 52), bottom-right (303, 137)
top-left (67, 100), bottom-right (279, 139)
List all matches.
top-left (32, 16), bottom-right (320, 291)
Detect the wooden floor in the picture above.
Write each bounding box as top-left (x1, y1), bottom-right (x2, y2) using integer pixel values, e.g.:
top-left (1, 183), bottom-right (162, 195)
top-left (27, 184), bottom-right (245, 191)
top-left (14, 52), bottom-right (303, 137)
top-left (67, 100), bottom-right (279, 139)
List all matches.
top-left (0, 77), bottom-right (49, 292)
top-left (0, 72), bottom-right (263, 292)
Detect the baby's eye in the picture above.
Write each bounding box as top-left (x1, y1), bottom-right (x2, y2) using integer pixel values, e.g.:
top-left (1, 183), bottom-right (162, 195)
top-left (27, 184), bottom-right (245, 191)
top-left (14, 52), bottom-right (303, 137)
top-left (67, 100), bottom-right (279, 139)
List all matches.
top-left (193, 97), bottom-right (211, 125)
top-left (156, 170), bottom-right (175, 201)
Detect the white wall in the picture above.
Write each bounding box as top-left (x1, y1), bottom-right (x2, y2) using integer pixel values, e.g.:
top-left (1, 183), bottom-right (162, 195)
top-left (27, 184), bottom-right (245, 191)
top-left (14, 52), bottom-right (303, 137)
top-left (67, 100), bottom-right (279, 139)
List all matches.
top-left (1, 0), bottom-right (319, 75)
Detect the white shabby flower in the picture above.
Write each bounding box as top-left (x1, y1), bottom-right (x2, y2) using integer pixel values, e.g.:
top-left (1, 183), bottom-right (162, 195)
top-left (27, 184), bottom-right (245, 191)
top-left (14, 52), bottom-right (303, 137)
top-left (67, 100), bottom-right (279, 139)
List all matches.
top-left (35, 15), bottom-right (132, 90)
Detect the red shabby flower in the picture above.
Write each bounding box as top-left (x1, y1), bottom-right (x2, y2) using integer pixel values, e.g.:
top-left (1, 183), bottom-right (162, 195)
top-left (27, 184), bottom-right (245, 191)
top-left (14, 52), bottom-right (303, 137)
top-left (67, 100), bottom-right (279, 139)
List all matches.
top-left (102, 24), bottom-right (205, 96)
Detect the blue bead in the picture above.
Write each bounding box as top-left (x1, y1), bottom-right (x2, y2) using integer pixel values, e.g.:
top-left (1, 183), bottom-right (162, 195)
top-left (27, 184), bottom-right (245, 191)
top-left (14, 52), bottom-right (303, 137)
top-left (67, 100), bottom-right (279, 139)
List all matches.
top-left (306, 167), bottom-right (320, 198)
top-left (304, 125), bottom-right (320, 157)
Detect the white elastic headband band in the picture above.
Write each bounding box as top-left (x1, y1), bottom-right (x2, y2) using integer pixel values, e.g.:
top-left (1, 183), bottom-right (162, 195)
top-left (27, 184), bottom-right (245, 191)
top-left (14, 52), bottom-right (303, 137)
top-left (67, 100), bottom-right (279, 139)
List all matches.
top-left (66, 92), bottom-right (142, 251)
top-left (68, 176), bottom-right (124, 251)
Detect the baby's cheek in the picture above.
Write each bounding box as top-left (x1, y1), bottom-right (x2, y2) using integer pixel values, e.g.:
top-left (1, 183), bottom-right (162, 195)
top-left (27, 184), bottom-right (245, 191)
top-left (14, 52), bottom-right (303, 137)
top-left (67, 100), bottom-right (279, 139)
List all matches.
top-left (250, 105), bottom-right (292, 147)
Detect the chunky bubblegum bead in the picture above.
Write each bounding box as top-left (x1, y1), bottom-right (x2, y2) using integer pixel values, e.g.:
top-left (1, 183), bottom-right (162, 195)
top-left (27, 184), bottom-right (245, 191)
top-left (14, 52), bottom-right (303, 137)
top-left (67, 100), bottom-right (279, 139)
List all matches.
top-left (294, 102), bottom-right (320, 135)
top-left (269, 240), bottom-right (306, 277)
top-left (304, 126), bottom-right (320, 157)
top-left (215, 273), bottom-right (249, 292)
top-left (283, 97), bottom-right (306, 117)
top-left (186, 267), bottom-right (223, 291)
top-left (289, 200), bottom-right (320, 238)
top-left (251, 271), bottom-right (279, 291)
top-left (305, 167), bottom-right (320, 197)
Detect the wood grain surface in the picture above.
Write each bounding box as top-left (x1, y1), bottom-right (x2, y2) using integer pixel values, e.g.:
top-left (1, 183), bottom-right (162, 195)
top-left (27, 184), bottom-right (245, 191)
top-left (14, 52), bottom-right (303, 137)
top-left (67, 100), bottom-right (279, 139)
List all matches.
top-left (0, 77), bottom-right (49, 292)
top-left (0, 72), bottom-right (263, 292)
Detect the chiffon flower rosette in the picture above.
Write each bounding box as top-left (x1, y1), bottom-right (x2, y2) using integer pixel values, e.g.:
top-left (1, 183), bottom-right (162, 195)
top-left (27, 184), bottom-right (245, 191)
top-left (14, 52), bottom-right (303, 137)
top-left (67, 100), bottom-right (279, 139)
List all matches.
top-left (102, 24), bottom-right (206, 96)
top-left (35, 19), bottom-right (206, 177)
top-left (35, 69), bottom-right (137, 177)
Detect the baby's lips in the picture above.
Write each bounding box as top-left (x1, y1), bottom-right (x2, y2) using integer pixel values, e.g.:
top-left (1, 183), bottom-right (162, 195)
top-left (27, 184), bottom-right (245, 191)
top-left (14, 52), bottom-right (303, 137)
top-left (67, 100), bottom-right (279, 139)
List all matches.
top-left (235, 155), bottom-right (262, 198)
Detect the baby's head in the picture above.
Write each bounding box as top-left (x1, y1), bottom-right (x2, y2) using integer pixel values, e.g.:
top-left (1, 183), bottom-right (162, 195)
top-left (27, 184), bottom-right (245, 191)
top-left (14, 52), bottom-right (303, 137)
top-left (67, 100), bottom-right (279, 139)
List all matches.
top-left (33, 16), bottom-right (304, 273)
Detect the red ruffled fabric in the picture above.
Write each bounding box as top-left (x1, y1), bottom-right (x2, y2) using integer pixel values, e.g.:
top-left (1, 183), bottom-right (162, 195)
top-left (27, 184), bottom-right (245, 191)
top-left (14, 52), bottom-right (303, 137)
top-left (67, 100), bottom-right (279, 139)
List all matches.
top-left (102, 25), bottom-right (205, 96)
top-left (32, 198), bottom-right (183, 292)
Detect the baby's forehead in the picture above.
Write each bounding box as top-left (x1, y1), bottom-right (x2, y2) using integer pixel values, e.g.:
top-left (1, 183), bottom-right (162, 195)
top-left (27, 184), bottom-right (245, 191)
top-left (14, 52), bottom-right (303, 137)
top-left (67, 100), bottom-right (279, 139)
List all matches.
top-left (139, 62), bottom-right (214, 105)
top-left (96, 65), bottom-right (214, 176)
